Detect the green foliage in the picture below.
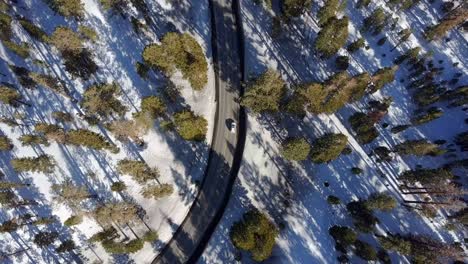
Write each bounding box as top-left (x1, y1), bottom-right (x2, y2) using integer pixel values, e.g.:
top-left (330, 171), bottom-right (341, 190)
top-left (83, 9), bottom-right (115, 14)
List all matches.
top-left (66, 129), bottom-right (116, 152)
top-left (394, 47), bottom-right (421, 64)
top-left (143, 230), bottom-right (159, 242)
top-left (241, 69), bottom-right (286, 113)
top-left (0, 1), bottom-right (9, 12)
top-left (141, 183), bottom-right (174, 199)
top-left (0, 85), bottom-right (22, 106)
top-left (280, 137), bottom-right (310, 161)
top-left (347, 38), bottom-right (365, 52)
top-left (391, 124), bottom-right (411, 134)
top-left (349, 112), bottom-right (379, 144)
top-left (29, 72), bottom-right (67, 96)
top-left (94, 202), bottom-right (138, 226)
top-left (364, 193), bottom-right (397, 211)
top-left (0, 13), bottom-right (12, 41)
top-left (143, 33), bottom-right (207, 90)
top-left (110, 181), bottom-right (127, 192)
top-left (64, 215), bottom-right (83, 226)
top-left (52, 111), bottom-right (73, 123)
top-left (78, 25), bottom-right (98, 42)
top-left (314, 16), bottom-right (349, 57)
top-left (101, 238), bottom-right (144, 254)
top-left (2, 41), bottom-right (30, 58)
top-left (327, 195), bottom-right (341, 205)
top-left (0, 220), bottom-right (19, 233)
top-left (354, 240), bottom-right (378, 261)
top-left (117, 159), bottom-right (159, 184)
top-left (33, 231), bottom-right (58, 247)
top-left (413, 85), bottom-right (440, 106)
top-left (50, 26), bottom-right (83, 54)
top-left (0, 135), bottom-right (13, 151)
top-left (329, 225), bottom-right (357, 248)
top-left (346, 201), bottom-right (379, 233)
top-left (9, 65), bottom-right (36, 88)
top-left (56, 239), bottom-right (76, 253)
top-left (362, 8), bottom-right (386, 34)
top-left (378, 234), bottom-right (412, 255)
top-left (173, 110), bottom-right (208, 141)
top-left (89, 227), bottom-right (117, 242)
top-left (48, 0), bottom-right (84, 18)
top-left (399, 168), bottom-right (453, 185)
top-left (18, 19), bottom-right (48, 42)
top-left (11, 155), bottom-right (55, 173)
top-left (424, 8), bottom-right (468, 41)
top-left (318, 0), bottom-right (344, 25)
top-left (0, 191), bottom-right (16, 205)
top-left (81, 82), bottom-right (126, 117)
top-left (230, 209), bottom-right (278, 262)
top-left (62, 49), bottom-right (98, 79)
top-left (395, 139), bottom-right (445, 156)
top-left (141, 96), bottom-right (166, 118)
top-left (0, 181), bottom-right (28, 189)
top-left (310, 133), bottom-right (348, 163)
top-left (18, 134), bottom-right (49, 146)
top-left (411, 107), bottom-right (443, 125)
top-left (283, 0), bottom-right (312, 17)
top-left (371, 66), bottom-right (397, 92)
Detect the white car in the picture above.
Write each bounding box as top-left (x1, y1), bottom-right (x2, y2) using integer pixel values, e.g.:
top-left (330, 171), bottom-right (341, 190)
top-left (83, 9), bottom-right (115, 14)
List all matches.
top-left (230, 121), bottom-right (237, 133)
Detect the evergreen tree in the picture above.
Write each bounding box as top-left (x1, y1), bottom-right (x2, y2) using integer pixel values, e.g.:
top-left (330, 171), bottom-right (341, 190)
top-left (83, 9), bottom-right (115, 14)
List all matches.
top-left (230, 209), bottom-right (278, 262)
top-left (140, 95), bottom-right (166, 118)
top-left (379, 234), bottom-right (412, 255)
top-left (283, 0), bottom-right (312, 18)
top-left (18, 18), bottom-right (48, 42)
top-left (11, 155), bottom-right (55, 173)
top-left (364, 193), bottom-right (397, 211)
top-left (395, 139), bottom-right (446, 156)
top-left (349, 112), bottom-right (379, 144)
top-left (362, 8), bottom-right (387, 34)
top-left (81, 82), bottom-right (126, 117)
top-left (346, 201), bottom-right (379, 233)
top-left (347, 38), bottom-right (365, 53)
top-left (0, 135), bottom-right (13, 151)
top-left (66, 129), bottom-right (118, 152)
top-left (94, 202), bottom-right (138, 226)
top-left (425, 6), bottom-right (468, 41)
top-left (318, 0), bottom-right (344, 25)
top-left (394, 47), bottom-right (421, 64)
top-left (314, 16), bottom-right (349, 57)
top-left (173, 110), bottom-right (208, 141)
top-left (0, 13), bottom-right (12, 41)
top-left (454, 131), bottom-right (468, 151)
top-left (241, 69), bottom-right (286, 113)
top-left (3, 41), bottom-right (30, 58)
top-left (100, 0), bottom-right (129, 15)
top-left (52, 180), bottom-right (92, 209)
top-left (117, 159), bottom-right (159, 184)
top-left (354, 240), bottom-right (378, 261)
top-left (141, 183), bottom-right (174, 199)
top-left (391, 28), bottom-right (412, 51)
top-left (33, 231), bottom-right (59, 247)
top-left (371, 66), bottom-right (397, 92)
top-left (310, 133), bottom-right (348, 163)
top-left (50, 26), bottom-right (83, 54)
top-left (411, 107), bottom-right (443, 125)
top-left (280, 137), bottom-right (311, 161)
top-left (329, 225), bottom-right (357, 248)
top-left (399, 168), bottom-right (453, 186)
top-left (48, 0), bottom-right (84, 18)
top-left (0, 85), bottom-right (24, 107)
top-left (56, 240), bottom-right (76, 253)
top-left (143, 33), bottom-right (208, 90)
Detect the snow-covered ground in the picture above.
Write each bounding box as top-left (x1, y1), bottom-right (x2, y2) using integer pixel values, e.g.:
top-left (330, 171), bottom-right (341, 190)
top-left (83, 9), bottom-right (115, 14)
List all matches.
top-left (201, 0), bottom-right (467, 263)
top-left (0, 0), bottom-right (214, 263)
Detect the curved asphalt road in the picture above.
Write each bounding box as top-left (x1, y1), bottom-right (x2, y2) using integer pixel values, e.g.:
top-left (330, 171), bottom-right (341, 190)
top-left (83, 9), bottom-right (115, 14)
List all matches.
top-left (152, 0), bottom-right (244, 263)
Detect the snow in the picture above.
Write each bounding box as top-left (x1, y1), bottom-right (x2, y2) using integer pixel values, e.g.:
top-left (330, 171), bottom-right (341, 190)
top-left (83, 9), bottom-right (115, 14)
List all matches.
top-left (0, 0), bottom-right (214, 263)
top-left (200, 0), bottom-right (467, 263)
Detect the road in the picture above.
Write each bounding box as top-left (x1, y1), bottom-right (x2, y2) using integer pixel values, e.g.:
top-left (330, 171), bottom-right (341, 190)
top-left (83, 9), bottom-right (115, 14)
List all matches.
top-left (152, 0), bottom-right (244, 263)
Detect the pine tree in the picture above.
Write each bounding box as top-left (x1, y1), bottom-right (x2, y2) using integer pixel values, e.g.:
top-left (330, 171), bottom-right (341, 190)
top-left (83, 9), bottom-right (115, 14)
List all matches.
top-left (18, 18), bottom-right (48, 42)
top-left (241, 69), bottom-right (286, 113)
top-left (283, 0), bottom-right (312, 18)
top-left (394, 47), bottom-right (421, 64)
top-left (370, 66), bottom-right (397, 92)
top-left (33, 231), bottom-right (59, 247)
top-left (0, 135), bottom-right (13, 151)
top-left (173, 110), bottom-right (208, 141)
top-left (100, 0), bottom-right (129, 15)
top-left (0, 85), bottom-right (25, 107)
top-left (347, 38), bottom-right (365, 53)
top-left (411, 107), bottom-right (443, 125)
top-left (318, 0), bottom-right (344, 25)
top-left (280, 137), bottom-right (311, 161)
top-left (346, 201), bottom-right (379, 233)
top-left (314, 16), bottom-right (349, 57)
top-left (395, 139), bottom-right (446, 156)
top-left (117, 159), bottom-right (159, 184)
top-left (391, 28), bottom-right (412, 51)
top-left (48, 0), bottom-right (84, 18)
top-left (364, 193), bottom-right (397, 211)
top-left (425, 5), bottom-right (468, 41)
top-left (354, 240), bottom-right (378, 261)
top-left (230, 209), bottom-right (278, 262)
top-left (94, 202), bottom-right (139, 226)
top-left (66, 129), bottom-right (117, 152)
top-left (349, 112), bottom-right (379, 144)
top-left (140, 95), bottom-right (166, 118)
top-left (310, 133), bottom-right (348, 163)
top-left (0, 13), bottom-right (12, 41)
top-left (329, 225), bottom-right (357, 248)
top-left (50, 26), bottom-right (83, 54)
top-left (81, 83), bottom-right (126, 118)
top-left (362, 8), bottom-right (387, 34)
top-left (11, 155), bottom-right (55, 173)
top-left (52, 180), bottom-right (93, 209)
top-left (399, 168), bottom-right (453, 186)
top-left (141, 183), bottom-right (174, 199)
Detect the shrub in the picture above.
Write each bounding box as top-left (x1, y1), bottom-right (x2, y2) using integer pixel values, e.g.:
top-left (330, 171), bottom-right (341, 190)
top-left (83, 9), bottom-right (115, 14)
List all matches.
top-left (3, 41), bottom-right (30, 58)
top-left (327, 195), bottom-right (341, 205)
top-left (18, 134), bottom-right (49, 146)
top-left (141, 96), bottom-right (166, 118)
top-left (11, 155), bottom-right (55, 173)
top-left (81, 82), bottom-right (126, 118)
top-left (314, 16), bottom-right (349, 57)
top-left (347, 38), bottom-right (365, 52)
top-left (174, 110), bottom-right (208, 141)
top-left (364, 193), bottom-right (397, 211)
top-left (141, 183), bottom-right (174, 199)
top-left (349, 112), bottom-right (379, 144)
top-left (280, 137), bottom-right (310, 161)
top-left (66, 129), bottom-right (117, 152)
top-left (329, 225), bottom-right (357, 248)
top-left (143, 33), bottom-right (207, 90)
top-left (50, 26), bottom-right (83, 54)
top-left (0, 135), bottom-right (13, 151)
top-left (64, 215), bottom-right (83, 227)
top-left (110, 181), bottom-right (126, 192)
top-left (78, 25), bottom-right (98, 42)
top-left (33, 231), bottom-right (58, 247)
top-left (143, 230), bottom-right (158, 242)
top-left (411, 107), bottom-right (443, 125)
top-left (230, 209), bottom-right (278, 262)
top-left (18, 19), bottom-right (48, 42)
top-left (241, 69), bottom-right (286, 113)
top-left (395, 139), bottom-right (445, 156)
top-left (351, 167), bottom-right (363, 175)
top-left (117, 159), bottom-right (159, 184)
top-left (354, 240), bottom-right (378, 261)
top-left (310, 133), bottom-right (348, 163)
top-left (56, 239), bottom-right (76, 253)
top-left (48, 0), bottom-right (84, 18)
